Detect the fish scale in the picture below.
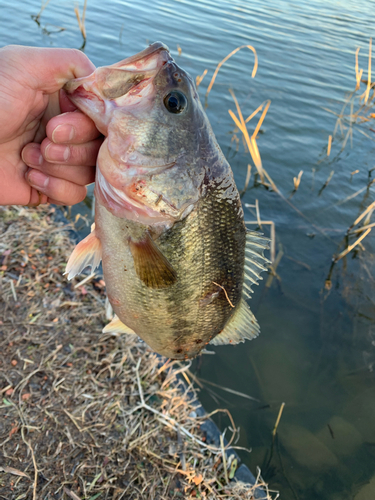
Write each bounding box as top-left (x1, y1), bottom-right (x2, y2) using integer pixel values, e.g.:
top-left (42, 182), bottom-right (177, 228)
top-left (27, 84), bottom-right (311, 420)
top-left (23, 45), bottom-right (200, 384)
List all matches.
top-left (96, 180), bottom-right (245, 359)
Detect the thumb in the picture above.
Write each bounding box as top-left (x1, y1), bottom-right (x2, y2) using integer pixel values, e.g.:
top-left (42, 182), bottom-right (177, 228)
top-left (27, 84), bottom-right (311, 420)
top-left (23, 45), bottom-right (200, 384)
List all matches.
top-left (5, 45), bottom-right (96, 94)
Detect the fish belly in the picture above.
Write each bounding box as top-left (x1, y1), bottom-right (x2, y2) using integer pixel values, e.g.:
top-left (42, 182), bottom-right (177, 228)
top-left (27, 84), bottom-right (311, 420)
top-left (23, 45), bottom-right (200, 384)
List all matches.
top-left (96, 186), bottom-right (246, 359)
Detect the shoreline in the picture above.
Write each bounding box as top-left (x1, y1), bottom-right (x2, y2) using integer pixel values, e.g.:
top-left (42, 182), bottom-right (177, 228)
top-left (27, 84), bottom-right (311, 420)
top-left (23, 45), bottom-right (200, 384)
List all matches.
top-left (0, 205), bottom-right (274, 499)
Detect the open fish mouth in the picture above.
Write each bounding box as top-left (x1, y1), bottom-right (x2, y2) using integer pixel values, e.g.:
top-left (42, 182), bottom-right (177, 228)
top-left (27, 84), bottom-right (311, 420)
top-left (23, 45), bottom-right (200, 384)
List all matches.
top-left (63, 42), bottom-right (172, 111)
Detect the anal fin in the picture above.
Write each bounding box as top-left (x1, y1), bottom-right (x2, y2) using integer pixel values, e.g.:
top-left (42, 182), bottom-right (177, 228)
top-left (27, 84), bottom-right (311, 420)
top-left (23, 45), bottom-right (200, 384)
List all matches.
top-left (129, 233), bottom-right (177, 289)
top-left (102, 315), bottom-right (136, 335)
top-left (210, 299), bottom-right (260, 346)
top-left (65, 227), bottom-right (102, 280)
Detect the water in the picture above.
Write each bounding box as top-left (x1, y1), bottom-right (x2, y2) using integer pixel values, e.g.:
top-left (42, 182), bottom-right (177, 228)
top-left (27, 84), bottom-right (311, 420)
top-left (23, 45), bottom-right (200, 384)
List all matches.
top-left (2, 1), bottom-right (375, 498)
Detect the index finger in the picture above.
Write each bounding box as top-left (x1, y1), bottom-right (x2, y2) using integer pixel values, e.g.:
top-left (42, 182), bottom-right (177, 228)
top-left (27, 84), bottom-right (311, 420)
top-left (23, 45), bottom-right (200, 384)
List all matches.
top-left (46, 111), bottom-right (101, 144)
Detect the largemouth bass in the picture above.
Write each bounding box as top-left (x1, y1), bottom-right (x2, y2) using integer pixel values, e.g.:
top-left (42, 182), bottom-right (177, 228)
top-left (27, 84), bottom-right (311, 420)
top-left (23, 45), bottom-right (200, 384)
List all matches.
top-left (65, 42), bottom-right (269, 360)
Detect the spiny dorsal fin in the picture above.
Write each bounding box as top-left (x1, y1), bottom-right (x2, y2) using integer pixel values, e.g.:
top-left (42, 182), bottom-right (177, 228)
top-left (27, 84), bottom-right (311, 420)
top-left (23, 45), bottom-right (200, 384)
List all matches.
top-left (102, 315), bottom-right (136, 335)
top-left (129, 233), bottom-right (177, 289)
top-left (65, 228), bottom-right (102, 280)
top-left (210, 298), bottom-right (260, 346)
top-left (244, 230), bottom-right (270, 296)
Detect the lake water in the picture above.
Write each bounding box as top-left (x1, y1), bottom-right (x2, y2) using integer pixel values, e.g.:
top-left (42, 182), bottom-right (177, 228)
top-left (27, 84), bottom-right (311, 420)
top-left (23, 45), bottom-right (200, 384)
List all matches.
top-left (2, 0), bottom-right (375, 498)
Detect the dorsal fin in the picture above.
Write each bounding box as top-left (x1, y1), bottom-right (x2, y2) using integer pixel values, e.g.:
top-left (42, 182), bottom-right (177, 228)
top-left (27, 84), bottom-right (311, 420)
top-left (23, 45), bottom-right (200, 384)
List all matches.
top-left (102, 315), bottom-right (136, 335)
top-left (243, 231), bottom-right (270, 296)
top-left (129, 233), bottom-right (177, 289)
top-left (65, 226), bottom-right (102, 280)
top-left (210, 299), bottom-right (260, 345)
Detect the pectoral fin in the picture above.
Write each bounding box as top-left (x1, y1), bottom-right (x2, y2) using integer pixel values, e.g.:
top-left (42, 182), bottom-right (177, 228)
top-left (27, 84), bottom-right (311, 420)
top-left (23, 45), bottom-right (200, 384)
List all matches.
top-left (102, 315), bottom-right (136, 335)
top-left (129, 233), bottom-right (177, 288)
top-left (65, 225), bottom-right (102, 280)
top-left (210, 299), bottom-right (260, 346)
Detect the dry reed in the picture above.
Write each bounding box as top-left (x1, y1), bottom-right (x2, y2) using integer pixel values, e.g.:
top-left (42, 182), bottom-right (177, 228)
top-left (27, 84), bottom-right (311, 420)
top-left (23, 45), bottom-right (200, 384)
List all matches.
top-left (324, 38), bottom-right (375, 155)
top-left (196, 69), bottom-right (208, 88)
top-left (272, 402), bottom-right (285, 439)
top-left (334, 228), bottom-right (371, 262)
top-left (228, 89), bottom-right (268, 184)
top-left (293, 170), bottom-right (303, 191)
top-left (74, 0), bottom-right (88, 47)
top-left (327, 135), bottom-right (332, 156)
top-left (332, 201), bottom-right (375, 263)
top-left (31, 0), bottom-right (53, 23)
top-left (205, 45), bottom-right (258, 99)
top-left (318, 170), bottom-right (335, 196)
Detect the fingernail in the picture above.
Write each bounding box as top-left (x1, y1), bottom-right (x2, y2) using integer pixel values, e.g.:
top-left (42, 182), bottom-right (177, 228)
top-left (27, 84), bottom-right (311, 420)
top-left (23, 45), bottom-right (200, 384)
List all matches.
top-left (22, 145), bottom-right (43, 166)
top-left (52, 124), bottom-right (75, 143)
top-left (27, 169), bottom-right (49, 189)
top-left (45, 143), bottom-right (70, 162)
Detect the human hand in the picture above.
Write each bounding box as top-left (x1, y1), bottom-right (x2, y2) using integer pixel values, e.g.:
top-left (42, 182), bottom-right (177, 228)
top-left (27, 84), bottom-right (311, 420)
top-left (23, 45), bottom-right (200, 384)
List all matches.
top-left (0, 45), bottom-right (102, 206)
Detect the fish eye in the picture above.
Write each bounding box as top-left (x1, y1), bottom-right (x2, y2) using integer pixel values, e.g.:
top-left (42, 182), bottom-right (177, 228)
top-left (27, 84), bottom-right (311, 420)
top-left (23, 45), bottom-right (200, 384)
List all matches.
top-left (163, 91), bottom-right (187, 114)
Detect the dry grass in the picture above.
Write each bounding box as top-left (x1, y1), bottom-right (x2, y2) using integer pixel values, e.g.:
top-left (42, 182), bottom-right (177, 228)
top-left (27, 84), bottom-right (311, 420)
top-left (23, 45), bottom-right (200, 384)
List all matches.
top-left (74, 0), bottom-right (88, 48)
top-left (202, 45), bottom-right (273, 191)
top-left (292, 171), bottom-right (303, 192)
top-left (331, 201), bottom-right (375, 263)
top-left (326, 199), bottom-right (375, 287)
top-left (326, 135), bottom-right (332, 157)
top-left (324, 38), bottom-right (375, 153)
top-left (0, 206), bottom-right (276, 500)
top-left (31, 0), bottom-right (86, 45)
top-left (205, 46), bottom-right (258, 99)
top-left (228, 90), bottom-right (272, 189)
top-left (31, 0), bottom-right (53, 23)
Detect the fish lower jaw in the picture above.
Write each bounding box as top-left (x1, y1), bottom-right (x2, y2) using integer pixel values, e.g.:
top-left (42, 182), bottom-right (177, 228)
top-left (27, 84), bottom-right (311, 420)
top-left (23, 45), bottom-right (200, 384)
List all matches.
top-left (95, 168), bottom-right (172, 224)
top-left (96, 187), bottom-right (173, 225)
top-left (96, 169), bottom-right (196, 226)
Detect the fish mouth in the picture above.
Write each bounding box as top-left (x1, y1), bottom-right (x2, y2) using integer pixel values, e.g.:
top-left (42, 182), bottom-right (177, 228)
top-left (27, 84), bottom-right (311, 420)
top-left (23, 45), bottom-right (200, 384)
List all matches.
top-left (63, 42), bottom-right (173, 121)
top-left (108, 41), bottom-right (171, 71)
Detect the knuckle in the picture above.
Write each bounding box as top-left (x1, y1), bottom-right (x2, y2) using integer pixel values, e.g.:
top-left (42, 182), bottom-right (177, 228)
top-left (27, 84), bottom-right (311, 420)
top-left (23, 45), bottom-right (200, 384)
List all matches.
top-left (49, 180), bottom-right (85, 205)
top-left (74, 143), bottom-right (95, 166)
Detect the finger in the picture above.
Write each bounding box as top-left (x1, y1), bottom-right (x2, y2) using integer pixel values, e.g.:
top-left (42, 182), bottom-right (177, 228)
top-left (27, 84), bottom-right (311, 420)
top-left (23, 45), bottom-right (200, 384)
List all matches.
top-left (46, 111), bottom-right (100, 145)
top-left (40, 137), bottom-right (102, 166)
top-left (25, 162), bottom-right (95, 187)
top-left (60, 89), bottom-right (78, 113)
top-left (22, 144), bottom-right (96, 185)
top-left (26, 169), bottom-right (88, 205)
top-left (27, 187), bottom-right (49, 207)
top-left (46, 198), bottom-right (72, 206)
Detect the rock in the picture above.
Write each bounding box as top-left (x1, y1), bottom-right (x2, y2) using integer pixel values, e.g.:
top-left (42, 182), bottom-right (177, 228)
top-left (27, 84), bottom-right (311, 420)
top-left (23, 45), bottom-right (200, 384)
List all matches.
top-left (279, 423), bottom-right (338, 471)
top-left (316, 415), bottom-right (363, 458)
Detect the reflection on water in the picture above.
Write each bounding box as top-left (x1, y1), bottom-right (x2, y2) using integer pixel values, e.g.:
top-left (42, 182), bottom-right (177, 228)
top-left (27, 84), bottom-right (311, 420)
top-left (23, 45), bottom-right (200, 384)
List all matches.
top-left (1, 0), bottom-right (375, 498)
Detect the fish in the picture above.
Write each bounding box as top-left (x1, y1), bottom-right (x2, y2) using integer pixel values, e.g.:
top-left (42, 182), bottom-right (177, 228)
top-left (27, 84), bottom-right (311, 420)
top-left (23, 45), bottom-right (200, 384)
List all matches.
top-left (64, 42), bottom-right (269, 360)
